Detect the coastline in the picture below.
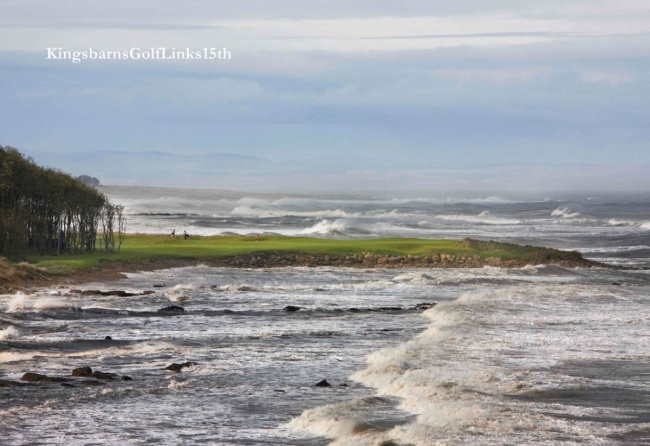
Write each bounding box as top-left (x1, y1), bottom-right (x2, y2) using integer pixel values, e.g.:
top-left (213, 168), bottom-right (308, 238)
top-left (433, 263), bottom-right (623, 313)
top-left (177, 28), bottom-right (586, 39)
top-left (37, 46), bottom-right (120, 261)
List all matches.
top-left (1, 247), bottom-right (604, 294)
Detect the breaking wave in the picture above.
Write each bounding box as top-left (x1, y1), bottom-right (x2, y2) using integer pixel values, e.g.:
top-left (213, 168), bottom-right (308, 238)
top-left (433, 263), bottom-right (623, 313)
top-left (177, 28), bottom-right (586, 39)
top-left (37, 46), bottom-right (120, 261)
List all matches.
top-left (551, 207), bottom-right (581, 218)
top-left (300, 219), bottom-right (374, 236)
top-left (435, 211), bottom-right (522, 225)
top-left (0, 325), bottom-right (20, 340)
top-left (6, 294), bottom-right (75, 312)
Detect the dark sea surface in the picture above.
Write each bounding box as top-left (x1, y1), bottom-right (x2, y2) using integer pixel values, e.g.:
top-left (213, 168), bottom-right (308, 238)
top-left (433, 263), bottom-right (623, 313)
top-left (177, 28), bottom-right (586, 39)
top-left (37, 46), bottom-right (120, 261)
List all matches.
top-left (1, 188), bottom-right (649, 445)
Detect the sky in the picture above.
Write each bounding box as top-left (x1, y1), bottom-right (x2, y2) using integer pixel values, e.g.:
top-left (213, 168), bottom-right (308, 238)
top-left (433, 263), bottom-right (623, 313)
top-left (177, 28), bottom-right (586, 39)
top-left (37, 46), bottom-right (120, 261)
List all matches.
top-left (1, 0), bottom-right (649, 192)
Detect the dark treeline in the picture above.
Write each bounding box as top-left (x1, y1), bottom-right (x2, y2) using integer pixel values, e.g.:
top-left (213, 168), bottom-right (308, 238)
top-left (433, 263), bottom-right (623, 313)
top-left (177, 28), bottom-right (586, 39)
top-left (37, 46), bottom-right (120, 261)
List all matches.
top-left (0, 146), bottom-right (125, 260)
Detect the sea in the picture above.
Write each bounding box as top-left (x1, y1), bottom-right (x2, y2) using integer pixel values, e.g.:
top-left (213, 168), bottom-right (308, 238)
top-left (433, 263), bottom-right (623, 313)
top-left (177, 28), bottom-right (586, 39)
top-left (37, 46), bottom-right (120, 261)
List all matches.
top-left (1, 186), bottom-right (649, 445)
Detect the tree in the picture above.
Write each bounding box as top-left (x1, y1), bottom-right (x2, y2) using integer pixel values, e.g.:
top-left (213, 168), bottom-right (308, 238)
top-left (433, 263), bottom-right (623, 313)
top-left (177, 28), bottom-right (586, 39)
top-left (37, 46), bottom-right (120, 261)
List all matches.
top-left (0, 146), bottom-right (124, 260)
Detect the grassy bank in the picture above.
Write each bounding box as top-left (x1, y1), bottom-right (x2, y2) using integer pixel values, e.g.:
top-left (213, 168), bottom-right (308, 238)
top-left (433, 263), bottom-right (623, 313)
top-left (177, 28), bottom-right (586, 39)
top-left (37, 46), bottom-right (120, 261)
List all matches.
top-left (23, 235), bottom-right (584, 275)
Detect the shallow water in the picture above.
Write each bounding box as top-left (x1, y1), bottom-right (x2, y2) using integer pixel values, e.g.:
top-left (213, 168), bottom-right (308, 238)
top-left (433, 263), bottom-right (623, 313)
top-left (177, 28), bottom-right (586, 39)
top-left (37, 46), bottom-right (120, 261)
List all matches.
top-left (2, 189), bottom-right (650, 445)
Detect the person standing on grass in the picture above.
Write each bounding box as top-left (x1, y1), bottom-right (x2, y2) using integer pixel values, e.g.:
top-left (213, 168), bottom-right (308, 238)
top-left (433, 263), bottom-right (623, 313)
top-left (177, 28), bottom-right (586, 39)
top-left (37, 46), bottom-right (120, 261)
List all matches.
top-left (183, 231), bottom-right (189, 240)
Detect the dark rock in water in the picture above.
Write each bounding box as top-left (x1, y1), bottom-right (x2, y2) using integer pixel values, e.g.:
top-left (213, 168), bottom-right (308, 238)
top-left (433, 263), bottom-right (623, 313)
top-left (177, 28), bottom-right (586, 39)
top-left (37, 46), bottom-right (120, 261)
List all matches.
top-left (348, 308), bottom-right (360, 312)
top-left (315, 379), bottom-right (331, 387)
top-left (0, 379), bottom-right (30, 387)
top-left (142, 290), bottom-right (156, 295)
top-left (91, 371), bottom-right (117, 380)
top-left (81, 290), bottom-right (102, 295)
top-left (61, 382), bottom-right (75, 388)
top-left (104, 336), bottom-right (112, 341)
top-left (414, 302), bottom-right (436, 310)
top-left (153, 284), bottom-right (166, 288)
top-left (378, 306), bottom-right (403, 311)
top-left (339, 383), bottom-right (348, 387)
top-left (165, 361), bottom-right (197, 372)
top-left (21, 372), bottom-right (70, 383)
top-left (102, 290), bottom-right (130, 297)
top-left (612, 282), bottom-right (621, 286)
top-left (71, 366), bottom-right (93, 377)
top-left (71, 366), bottom-right (121, 381)
top-left (122, 376), bottom-right (132, 381)
top-left (158, 305), bottom-right (185, 313)
top-left (80, 379), bottom-right (104, 386)
top-left (283, 305), bottom-right (302, 312)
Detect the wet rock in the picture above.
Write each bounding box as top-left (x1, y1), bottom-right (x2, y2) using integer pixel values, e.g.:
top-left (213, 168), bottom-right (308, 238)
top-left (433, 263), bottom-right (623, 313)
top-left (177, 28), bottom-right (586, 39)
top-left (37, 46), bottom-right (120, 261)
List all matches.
top-left (153, 284), bottom-right (166, 288)
top-left (121, 376), bottom-right (132, 381)
top-left (104, 336), bottom-right (113, 341)
top-left (71, 366), bottom-right (93, 377)
top-left (71, 367), bottom-right (120, 380)
top-left (157, 305), bottom-right (185, 313)
top-left (91, 371), bottom-right (118, 380)
top-left (21, 372), bottom-right (70, 383)
top-left (80, 379), bottom-right (104, 386)
top-left (0, 379), bottom-right (30, 387)
top-left (165, 361), bottom-right (197, 372)
top-left (283, 305), bottom-right (302, 312)
top-left (315, 379), bottom-right (331, 387)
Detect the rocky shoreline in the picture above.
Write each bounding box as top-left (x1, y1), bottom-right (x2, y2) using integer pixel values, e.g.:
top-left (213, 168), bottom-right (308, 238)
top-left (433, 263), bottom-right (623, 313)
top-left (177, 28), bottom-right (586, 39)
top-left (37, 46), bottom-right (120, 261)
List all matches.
top-left (206, 251), bottom-right (601, 269)
top-left (0, 250), bottom-right (607, 294)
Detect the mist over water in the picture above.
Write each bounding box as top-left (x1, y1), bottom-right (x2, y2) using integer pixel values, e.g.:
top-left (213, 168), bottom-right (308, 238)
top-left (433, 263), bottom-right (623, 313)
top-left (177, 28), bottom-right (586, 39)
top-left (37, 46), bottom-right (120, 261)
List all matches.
top-left (1, 187), bottom-right (649, 445)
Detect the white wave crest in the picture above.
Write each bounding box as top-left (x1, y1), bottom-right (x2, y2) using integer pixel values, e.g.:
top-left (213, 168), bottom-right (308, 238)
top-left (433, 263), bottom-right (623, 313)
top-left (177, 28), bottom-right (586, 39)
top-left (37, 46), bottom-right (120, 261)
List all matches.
top-left (163, 284), bottom-right (195, 302)
top-left (577, 245), bottom-right (650, 254)
top-left (33, 297), bottom-right (72, 310)
top-left (230, 206), bottom-right (362, 219)
top-left (435, 211), bottom-right (522, 225)
top-left (391, 272), bottom-right (437, 285)
top-left (551, 207), bottom-right (581, 218)
top-left (7, 294), bottom-right (74, 312)
top-left (607, 218), bottom-right (639, 227)
top-left (300, 219), bottom-right (372, 236)
top-left (6, 294), bottom-right (30, 312)
top-left (0, 325), bottom-right (19, 340)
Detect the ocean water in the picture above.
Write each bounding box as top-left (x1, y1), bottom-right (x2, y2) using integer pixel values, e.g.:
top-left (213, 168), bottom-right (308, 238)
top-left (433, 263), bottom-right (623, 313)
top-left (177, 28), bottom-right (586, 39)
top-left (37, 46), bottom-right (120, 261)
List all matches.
top-left (1, 187), bottom-right (649, 445)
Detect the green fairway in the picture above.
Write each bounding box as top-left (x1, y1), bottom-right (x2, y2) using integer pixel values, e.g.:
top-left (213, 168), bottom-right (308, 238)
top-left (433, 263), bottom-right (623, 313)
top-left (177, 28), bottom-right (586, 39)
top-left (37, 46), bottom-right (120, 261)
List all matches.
top-left (26, 234), bottom-right (583, 275)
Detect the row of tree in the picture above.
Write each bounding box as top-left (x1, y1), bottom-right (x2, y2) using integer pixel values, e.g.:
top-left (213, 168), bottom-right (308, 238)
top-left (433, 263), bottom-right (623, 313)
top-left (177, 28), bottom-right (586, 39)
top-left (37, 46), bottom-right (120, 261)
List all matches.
top-left (0, 146), bottom-right (125, 260)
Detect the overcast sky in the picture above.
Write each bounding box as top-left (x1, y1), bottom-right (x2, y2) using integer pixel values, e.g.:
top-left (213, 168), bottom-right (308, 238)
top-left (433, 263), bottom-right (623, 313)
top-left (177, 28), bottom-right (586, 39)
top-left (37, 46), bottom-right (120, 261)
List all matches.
top-left (1, 0), bottom-right (649, 192)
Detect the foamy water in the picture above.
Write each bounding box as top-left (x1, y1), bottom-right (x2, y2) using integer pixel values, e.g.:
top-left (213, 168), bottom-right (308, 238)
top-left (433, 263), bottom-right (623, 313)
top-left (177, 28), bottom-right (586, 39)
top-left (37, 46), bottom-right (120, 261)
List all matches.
top-left (2, 188), bottom-right (649, 445)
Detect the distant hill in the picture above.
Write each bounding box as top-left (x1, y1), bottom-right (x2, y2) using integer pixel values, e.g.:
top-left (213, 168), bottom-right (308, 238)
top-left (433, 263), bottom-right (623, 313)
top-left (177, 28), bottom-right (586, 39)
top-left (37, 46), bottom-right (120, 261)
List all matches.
top-left (76, 175), bottom-right (101, 187)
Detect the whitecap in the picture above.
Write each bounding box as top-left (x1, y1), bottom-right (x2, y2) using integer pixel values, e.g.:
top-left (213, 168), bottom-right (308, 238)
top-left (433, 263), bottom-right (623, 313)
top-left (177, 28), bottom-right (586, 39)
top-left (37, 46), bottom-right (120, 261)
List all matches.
top-left (435, 212), bottom-right (522, 225)
top-left (551, 207), bottom-right (581, 218)
top-left (0, 325), bottom-right (19, 340)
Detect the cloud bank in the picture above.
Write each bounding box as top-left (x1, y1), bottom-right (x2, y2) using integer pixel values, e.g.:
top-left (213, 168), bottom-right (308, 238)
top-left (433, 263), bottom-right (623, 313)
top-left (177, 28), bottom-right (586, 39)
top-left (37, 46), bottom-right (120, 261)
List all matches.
top-left (1, 1), bottom-right (649, 191)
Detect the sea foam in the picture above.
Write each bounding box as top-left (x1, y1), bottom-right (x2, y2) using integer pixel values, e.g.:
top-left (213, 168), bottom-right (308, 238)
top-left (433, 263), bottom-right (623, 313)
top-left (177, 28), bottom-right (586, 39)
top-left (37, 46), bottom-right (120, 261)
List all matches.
top-left (0, 325), bottom-right (19, 340)
top-left (435, 211), bottom-right (522, 225)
